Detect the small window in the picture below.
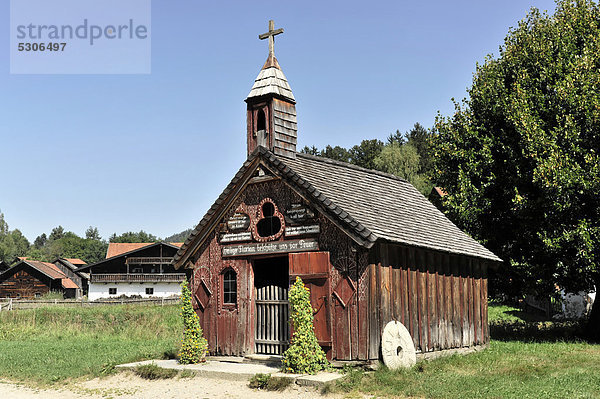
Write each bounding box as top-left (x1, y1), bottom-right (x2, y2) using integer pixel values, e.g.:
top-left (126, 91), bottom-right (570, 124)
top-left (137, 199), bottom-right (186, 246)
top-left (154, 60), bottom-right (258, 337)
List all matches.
top-left (109, 288), bottom-right (117, 295)
top-left (223, 269), bottom-right (237, 305)
top-left (132, 267), bottom-right (143, 273)
top-left (34, 292), bottom-right (41, 298)
top-left (145, 287), bottom-right (154, 295)
top-left (257, 109), bottom-right (266, 132)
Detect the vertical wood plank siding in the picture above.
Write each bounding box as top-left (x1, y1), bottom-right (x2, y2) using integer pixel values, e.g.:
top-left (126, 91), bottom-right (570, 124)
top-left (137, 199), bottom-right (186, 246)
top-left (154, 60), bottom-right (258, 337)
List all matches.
top-left (366, 243), bottom-right (489, 358)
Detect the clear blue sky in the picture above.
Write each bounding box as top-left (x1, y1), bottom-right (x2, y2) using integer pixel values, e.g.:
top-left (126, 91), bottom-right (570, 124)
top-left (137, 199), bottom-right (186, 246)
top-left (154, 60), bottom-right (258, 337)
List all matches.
top-left (0, 0), bottom-right (557, 242)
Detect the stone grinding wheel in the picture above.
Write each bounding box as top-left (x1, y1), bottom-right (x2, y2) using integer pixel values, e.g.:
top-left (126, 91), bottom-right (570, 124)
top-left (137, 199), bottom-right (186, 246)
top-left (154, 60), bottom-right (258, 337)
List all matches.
top-left (381, 321), bottom-right (416, 369)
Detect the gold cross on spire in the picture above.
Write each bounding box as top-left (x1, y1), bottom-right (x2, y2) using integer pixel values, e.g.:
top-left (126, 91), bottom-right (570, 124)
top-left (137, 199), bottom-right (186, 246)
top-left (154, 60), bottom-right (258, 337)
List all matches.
top-left (259, 20), bottom-right (284, 57)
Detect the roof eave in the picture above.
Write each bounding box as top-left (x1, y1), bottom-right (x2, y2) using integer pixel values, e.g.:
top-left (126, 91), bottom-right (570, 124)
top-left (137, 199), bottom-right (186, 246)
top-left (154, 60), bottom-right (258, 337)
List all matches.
top-left (173, 154), bottom-right (264, 269)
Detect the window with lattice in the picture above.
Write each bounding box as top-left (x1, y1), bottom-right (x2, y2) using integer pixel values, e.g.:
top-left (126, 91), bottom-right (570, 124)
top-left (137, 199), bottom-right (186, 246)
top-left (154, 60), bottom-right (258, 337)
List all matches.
top-left (223, 269), bottom-right (237, 305)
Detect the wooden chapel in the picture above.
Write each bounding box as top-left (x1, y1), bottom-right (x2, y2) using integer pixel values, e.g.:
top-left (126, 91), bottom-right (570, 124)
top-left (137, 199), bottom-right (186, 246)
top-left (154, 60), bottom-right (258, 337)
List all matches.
top-left (173, 21), bottom-right (501, 362)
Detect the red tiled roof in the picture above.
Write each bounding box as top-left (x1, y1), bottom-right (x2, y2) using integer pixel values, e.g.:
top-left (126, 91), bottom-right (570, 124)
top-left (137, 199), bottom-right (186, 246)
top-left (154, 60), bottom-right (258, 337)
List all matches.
top-left (64, 258), bottom-right (86, 265)
top-left (27, 261), bottom-right (67, 280)
top-left (106, 242), bottom-right (183, 259)
top-left (13, 260), bottom-right (79, 290)
top-left (433, 187), bottom-right (448, 197)
top-left (61, 278), bottom-right (79, 289)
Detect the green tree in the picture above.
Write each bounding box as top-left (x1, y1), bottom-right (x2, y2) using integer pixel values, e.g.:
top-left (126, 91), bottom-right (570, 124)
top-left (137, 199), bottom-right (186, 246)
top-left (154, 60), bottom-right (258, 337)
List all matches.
top-left (387, 129), bottom-right (406, 146)
top-left (85, 226), bottom-right (101, 241)
top-left (432, 0), bottom-right (600, 336)
top-left (164, 229), bottom-right (193, 243)
top-left (49, 226), bottom-right (65, 241)
top-left (33, 233), bottom-right (47, 249)
top-left (0, 211), bottom-right (8, 236)
top-left (374, 143), bottom-right (429, 194)
top-left (26, 228), bottom-right (108, 264)
top-left (300, 145), bottom-right (319, 155)
top-left (405, 122), bottom-right (433, 173)
top-left (321, 145), bottom-right (351, 163)
top-left (282, 277), bottom-right (330, 374)
top-left (349, 139), bottom-right (384, 170)
top-left (179, 280), bottom-right (208, 364)
top-left (109, 230), bottom-right (159, 243)
top-left (0, 212), bottom-right (30, 263)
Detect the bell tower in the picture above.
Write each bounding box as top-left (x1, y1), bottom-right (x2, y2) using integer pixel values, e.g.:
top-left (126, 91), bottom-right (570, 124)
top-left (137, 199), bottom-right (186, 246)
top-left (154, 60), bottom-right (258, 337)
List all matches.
top-left (246, 20), bottom-right (297, 159)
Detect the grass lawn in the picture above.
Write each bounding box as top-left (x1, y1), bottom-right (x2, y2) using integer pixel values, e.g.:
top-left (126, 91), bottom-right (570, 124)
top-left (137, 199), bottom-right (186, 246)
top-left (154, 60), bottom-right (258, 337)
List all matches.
top-left (334, 303), bottom-right (600, 398)
top-left (1, 302), bottom-right (599, 398)
top-left (0, 305), bottom-right (180, 385)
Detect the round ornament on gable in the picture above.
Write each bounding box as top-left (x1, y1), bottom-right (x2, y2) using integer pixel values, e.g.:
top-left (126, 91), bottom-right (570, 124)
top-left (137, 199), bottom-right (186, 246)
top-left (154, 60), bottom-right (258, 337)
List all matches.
top-left (381, 320), bottom-right (416, 369)
top-left (252, 198), bottom-right (285, 242)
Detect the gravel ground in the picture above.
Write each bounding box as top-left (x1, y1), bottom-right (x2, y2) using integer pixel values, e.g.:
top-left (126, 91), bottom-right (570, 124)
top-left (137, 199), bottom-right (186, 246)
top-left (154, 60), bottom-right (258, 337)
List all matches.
top-left (0, 371), bottom-right (342, 399)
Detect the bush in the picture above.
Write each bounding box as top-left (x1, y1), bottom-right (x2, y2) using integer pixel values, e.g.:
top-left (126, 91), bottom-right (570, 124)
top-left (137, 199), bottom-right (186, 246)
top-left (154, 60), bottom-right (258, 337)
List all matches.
top-left (178, 281), bottom-right (208, 364)
top-left (248, 373), bottom-right (292, 391)
top-left (249, 373), bottom-right (271, 389)
top-left (134, 363), bottom-right (177, 380)
top-left (282, 276), bottom-right (330, 374)
top-left (40, 291), bottom-right (64, 300)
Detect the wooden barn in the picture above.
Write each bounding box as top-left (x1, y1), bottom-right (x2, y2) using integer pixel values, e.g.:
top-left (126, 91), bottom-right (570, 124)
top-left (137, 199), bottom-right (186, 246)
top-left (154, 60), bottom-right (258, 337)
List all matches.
top-left (0, 260), bottom-right (79, 299)
top-left (53, 258), bottom-right (88, 297)
top-left (173, 21), bottom-right (501, 363)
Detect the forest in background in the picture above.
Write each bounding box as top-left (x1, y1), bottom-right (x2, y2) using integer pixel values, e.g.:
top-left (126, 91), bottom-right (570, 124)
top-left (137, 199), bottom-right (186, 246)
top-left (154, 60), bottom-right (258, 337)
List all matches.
top-left (0, 212), bottom-right (193, 265)
top-left (301, 122), bottom-right (434, 195)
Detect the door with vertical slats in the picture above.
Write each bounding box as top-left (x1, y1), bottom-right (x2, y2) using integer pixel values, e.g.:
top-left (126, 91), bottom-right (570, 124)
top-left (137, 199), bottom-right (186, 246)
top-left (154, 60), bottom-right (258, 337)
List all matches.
top-left (255, 285), bottom-right (289, 354)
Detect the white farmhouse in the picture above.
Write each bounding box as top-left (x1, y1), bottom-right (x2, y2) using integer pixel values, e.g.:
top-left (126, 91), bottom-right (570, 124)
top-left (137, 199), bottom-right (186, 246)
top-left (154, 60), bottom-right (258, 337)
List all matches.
top-left (77, 242), bottom-right (185, 301)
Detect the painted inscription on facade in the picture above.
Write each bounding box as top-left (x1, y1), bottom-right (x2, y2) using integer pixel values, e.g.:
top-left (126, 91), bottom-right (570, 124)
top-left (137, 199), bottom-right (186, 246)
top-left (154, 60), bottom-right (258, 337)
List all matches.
top-left (222, 238), bottom-right (318, 257)
top-left (285, 224), bottom-right (320, 237)
top-left (285, 204), bottom-right (315, 224)
top-left (227, 213), bottom-right (251, 231)
top-left (220, 232), bottom-right (253, 243)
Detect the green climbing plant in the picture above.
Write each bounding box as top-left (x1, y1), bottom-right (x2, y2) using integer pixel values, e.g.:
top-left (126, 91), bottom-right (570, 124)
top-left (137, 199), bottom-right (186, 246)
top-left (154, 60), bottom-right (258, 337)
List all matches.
top-left (178, 280), bottom-right (208, 364)
top-left (282, 276), bottom-right (330, 374)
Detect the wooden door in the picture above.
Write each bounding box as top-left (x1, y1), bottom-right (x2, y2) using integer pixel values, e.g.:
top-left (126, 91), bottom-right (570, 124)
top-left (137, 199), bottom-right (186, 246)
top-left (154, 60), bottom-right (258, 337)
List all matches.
top-left (288, 252), bottom-right (332, 356)
top-left (255, 285), bottom-right (289, 355)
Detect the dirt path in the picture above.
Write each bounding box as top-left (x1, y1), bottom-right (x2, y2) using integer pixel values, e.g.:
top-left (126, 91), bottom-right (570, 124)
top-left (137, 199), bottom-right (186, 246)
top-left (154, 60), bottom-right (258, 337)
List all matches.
top-left (0, 371), bottom-right (342, 399)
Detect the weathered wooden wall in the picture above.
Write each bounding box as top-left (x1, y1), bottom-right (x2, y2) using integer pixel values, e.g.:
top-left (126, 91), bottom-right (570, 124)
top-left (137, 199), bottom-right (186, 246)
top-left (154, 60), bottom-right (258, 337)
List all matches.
top-left (366, 243), bottom-right (489, 358)
top-left (0, 268), bottom-right (53, 299)
top-left (192, 234), bottom-right (253, 356)
top-left (191, 178), bottom-right (360, 358)
top-left (189, 178), bottom-right (490, 360)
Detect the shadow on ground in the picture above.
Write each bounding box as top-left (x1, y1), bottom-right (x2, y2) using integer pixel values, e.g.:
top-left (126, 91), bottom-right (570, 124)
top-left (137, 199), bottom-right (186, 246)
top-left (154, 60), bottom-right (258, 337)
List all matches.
top-left (490, 318), bottom-right (592, 343)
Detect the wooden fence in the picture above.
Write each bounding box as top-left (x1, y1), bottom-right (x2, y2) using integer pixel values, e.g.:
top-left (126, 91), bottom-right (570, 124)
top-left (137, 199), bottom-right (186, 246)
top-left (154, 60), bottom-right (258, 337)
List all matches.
top-left (255, 285), bottom-right (290, 355)
top-left (0, 297), bottom-right (180, 311)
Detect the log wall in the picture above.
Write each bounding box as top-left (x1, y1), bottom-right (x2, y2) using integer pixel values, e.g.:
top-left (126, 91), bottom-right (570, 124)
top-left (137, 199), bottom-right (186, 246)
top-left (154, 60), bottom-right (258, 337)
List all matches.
top-left (0, 269), bottom-right (52, 299)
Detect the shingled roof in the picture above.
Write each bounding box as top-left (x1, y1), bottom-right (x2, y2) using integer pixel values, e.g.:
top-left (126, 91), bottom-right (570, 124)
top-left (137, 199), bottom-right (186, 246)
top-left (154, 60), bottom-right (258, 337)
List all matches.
top-left (246, 56), bottom-right (295, 103)
top-left (173, 147), bottom-right (501, 268)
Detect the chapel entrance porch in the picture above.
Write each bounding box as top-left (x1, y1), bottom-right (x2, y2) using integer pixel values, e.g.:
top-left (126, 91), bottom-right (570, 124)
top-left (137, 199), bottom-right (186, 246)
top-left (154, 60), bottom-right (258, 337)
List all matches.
top-left (253, 256), bottom-right (290, 355)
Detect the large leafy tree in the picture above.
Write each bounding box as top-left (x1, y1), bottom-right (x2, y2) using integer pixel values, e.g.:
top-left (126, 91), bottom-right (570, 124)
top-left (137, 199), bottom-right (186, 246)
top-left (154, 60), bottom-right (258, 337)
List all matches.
top-left (374, 143), bottom-right (429, 194)
top-left (0, 211), bottom-right (30, 263)
top-left (432, 0), bottom-right (600, 335)
top-left (27, 226), bottom-right (108, 264)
